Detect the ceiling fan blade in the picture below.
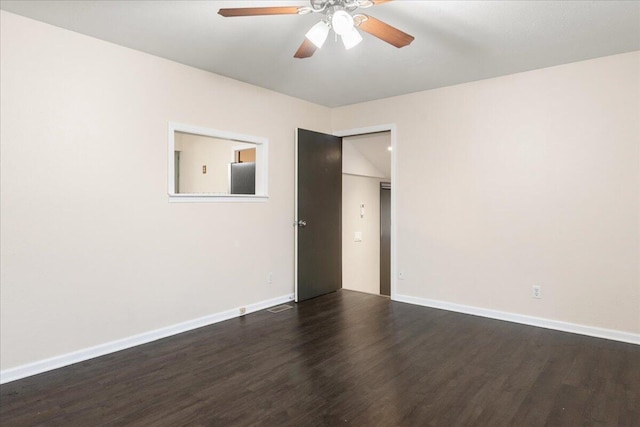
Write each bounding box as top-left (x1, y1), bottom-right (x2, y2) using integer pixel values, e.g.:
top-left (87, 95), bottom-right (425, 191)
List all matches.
top-left (218, 7), bottom-right (301, 17)
top-left (294, 39), bottom-right (317, 59)
top-left (359, 15), bottom-right (414, 48)
top-left (372, 0), bottom-right (394, 5)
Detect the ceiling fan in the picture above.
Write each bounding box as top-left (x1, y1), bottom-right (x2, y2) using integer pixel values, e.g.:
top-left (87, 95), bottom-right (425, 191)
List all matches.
top-left (218, 0), bottom-right (415, 58)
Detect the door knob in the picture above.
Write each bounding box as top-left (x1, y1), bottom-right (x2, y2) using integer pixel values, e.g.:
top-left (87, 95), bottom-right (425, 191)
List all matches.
top-left (296, 220), bottom-right (307, 227)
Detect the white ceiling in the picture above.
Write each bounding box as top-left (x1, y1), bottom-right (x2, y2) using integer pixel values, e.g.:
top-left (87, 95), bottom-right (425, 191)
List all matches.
top-left (2, 1), bottom-right (639, 107)
top-left (346, 132), bottom-right (392, 180)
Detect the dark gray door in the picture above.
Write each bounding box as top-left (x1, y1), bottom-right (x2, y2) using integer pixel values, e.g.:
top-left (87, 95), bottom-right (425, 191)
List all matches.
top-left (380, 183), bottom-right (391, 296)
top-left (296, 128), bottom-right (342, 302)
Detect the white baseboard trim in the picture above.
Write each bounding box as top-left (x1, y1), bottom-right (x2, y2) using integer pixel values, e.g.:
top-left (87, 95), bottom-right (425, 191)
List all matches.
top-left (0, 293), bottom-right (294, 385)
top-left (393, 294), bottom-right (640, 346)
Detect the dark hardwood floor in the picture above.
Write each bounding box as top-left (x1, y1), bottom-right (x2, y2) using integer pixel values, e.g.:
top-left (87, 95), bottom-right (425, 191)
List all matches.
top-left (1, 290), bottom-right (639, 426)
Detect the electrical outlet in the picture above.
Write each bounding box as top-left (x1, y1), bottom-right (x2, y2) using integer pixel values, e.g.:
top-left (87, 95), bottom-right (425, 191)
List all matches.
top-left (399, 271), bottom-right (405, 280)
top-left (532, 285), bottom-right (541, 299)
top-left (239, 307), bottom-right (246, 315)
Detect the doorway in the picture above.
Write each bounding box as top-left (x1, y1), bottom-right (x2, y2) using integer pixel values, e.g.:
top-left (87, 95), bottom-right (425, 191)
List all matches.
top-left (295, 125), bottom-right (397, 302)
top-left (340, 131), bottom-right (392, 297)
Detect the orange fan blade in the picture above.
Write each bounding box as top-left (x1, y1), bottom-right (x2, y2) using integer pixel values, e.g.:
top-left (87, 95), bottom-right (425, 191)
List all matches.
top-left (294, 38), bottom-right (317, 59)
top-left (372, 0), bottom-right (394, 4)
top-left (359, 15), bottom-right (414, 48)
top-left (218, 7), bottom-right (301, 17)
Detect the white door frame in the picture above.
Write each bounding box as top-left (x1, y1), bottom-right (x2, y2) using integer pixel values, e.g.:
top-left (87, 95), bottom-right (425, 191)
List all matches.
top-left (334, 124), bottom-right (398, 300)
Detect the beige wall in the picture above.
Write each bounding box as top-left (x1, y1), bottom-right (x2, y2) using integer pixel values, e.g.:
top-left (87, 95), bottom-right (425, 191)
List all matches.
top-left (0, 11), bottom-right (331, 370)
top-left (333, 51), bottom-right (640, 334)
top-left (342, 174), bottom-right (386, 295)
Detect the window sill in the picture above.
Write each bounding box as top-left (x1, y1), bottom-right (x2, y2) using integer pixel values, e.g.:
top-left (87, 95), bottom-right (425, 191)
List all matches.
top-left (168, 194), bottom-right (269, 203)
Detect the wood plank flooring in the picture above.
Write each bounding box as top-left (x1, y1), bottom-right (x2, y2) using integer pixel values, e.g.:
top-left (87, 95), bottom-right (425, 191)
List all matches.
top-left (1, 290), bottom-right (639, 426)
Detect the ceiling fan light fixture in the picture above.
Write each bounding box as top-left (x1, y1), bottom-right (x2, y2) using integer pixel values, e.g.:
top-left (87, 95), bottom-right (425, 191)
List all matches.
top-left (342, 27), bottom-right (363, 50)
top-left (331, 10), bottom-right (354, 35)
top-left (305, 21), bottom-right (330, 48)
top-left (357, 0), bottom-right (375, 8)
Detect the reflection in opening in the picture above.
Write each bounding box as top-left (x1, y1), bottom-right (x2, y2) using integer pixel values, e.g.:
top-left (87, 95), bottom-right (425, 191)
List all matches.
top-left (174, 131), bottom-right (256, 195)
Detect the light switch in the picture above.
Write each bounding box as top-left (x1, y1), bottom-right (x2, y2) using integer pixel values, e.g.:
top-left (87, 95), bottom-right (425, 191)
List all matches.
top-left (354, 232), bottom-right (362, 242)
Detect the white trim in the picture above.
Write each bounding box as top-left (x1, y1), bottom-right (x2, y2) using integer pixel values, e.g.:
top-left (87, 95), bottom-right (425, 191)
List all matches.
top-left (0, 293), bottom-right (294, 385)
top-left (169, 194), bottom-right (268, 203)
top-left (393, 294), bottom-right (640, 346)
top-left (334, 124), bottom-right (397, 300)
top-left (168, 122), bottom-right (269, 202)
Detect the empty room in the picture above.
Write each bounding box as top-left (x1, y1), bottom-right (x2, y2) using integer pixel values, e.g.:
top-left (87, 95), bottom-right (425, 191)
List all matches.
top-left (1, 1), bottom-right (639, 425)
